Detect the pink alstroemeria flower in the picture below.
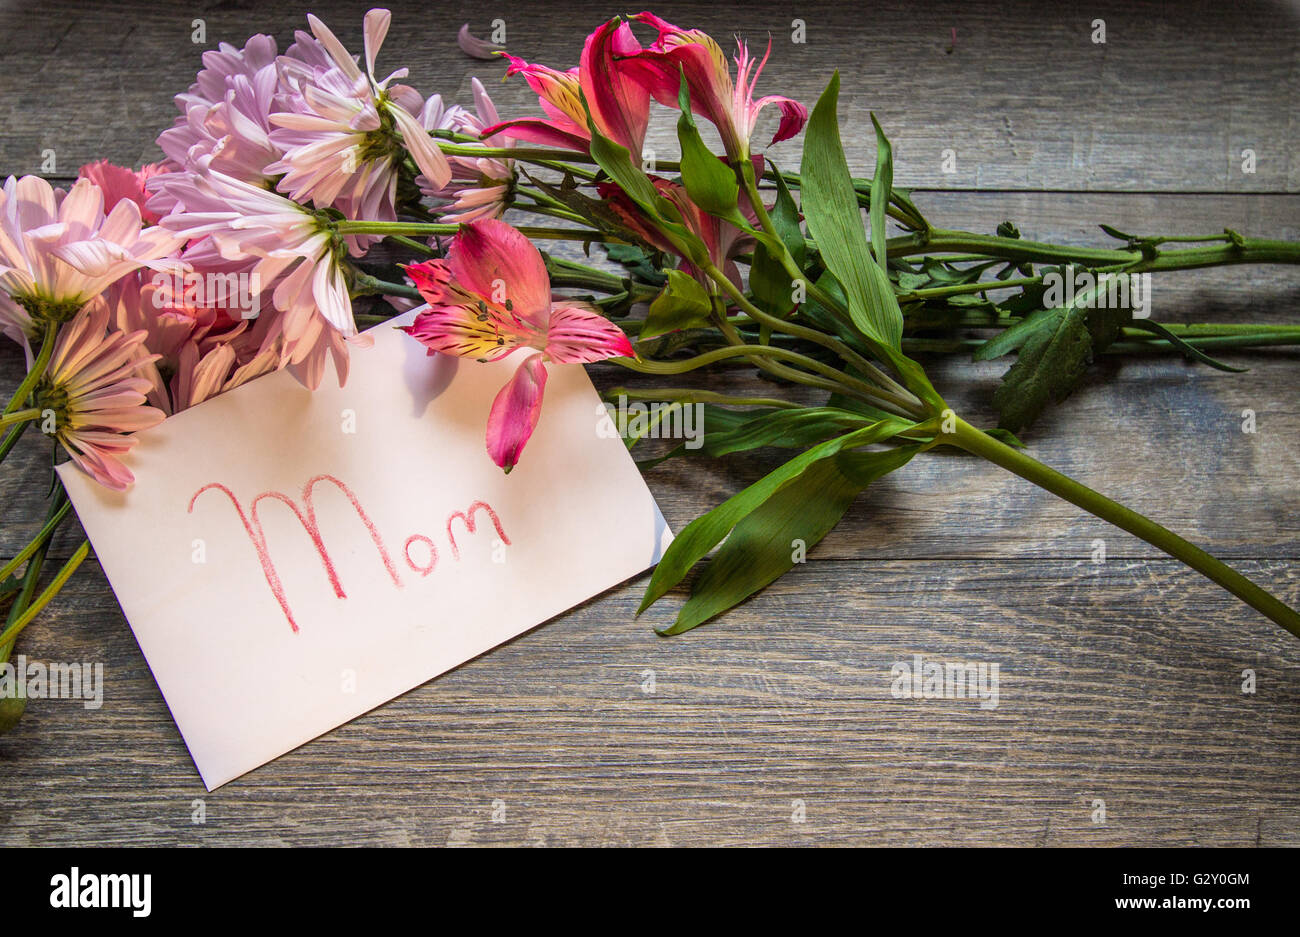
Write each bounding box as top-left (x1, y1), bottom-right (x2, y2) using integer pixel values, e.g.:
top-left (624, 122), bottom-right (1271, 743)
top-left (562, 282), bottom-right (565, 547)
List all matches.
top-left (624, 12), bottom-right (808, 162)
top-left (399, 219), bottom-right (635, 472)
top-left (482, 17), bottom-right (650, 157)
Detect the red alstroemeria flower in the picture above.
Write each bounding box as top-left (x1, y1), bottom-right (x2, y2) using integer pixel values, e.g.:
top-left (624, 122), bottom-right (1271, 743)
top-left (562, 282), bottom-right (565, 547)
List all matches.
top-left (399, 219), bottom-right (635, 472)
top-left (624, 12), bottom-right (808, 162)
top-left (481, 17), bottom-right (650, 157)
top-left (598, 157), bottom-right (764, 288)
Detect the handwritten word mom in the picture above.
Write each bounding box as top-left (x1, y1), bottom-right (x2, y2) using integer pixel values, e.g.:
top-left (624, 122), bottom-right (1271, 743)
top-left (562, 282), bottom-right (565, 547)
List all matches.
top-left (189, 474), bottom-right (509, 632)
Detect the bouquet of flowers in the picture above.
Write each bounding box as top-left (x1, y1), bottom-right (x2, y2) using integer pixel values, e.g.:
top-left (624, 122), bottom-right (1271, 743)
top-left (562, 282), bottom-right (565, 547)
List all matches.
top-left (3, 8), bottom-right (1299, 730)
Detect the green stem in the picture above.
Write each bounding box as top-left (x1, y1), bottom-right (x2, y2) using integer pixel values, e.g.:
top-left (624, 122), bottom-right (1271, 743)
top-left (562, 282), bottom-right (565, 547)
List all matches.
top-left (4, 325), bottom-right (56, 415)
top-left (949, 418), bottom-right (1300, 639)
top-left (2, 483), bottom-right (68, 663)
top-left (619, 345), bottom-right (879, 406)
top-left (1106, 333), bottom-right (1300, 353)
top-left (435, 142), bottom-right (596, 164)
top-left (510, 199), bottom-right (591, 226)
top-left (701, 259), bottom-right (925, 418)
top-left (605, 387), bottom-right (802, 409)
top-left (903, 331), bottom-right (1300, 356)
top-left (901, 275), bottom-right (1043, 301)
top-left (384, 234), bottom-right (437, 256)
top-left (0, 541), bottom-right (91, 651)
top-left (0, 420), bottom-right (30, 466)
top-left (0, 498), bottom-right (72, 584)
top-left (352, 274), bottom-right (422, 303)
top-left (888, 228), bottom-right (1300, 270)
top-left (337, 221), bottom-right (606, 242)
top-left (0, 408), bottom-right (41, 429)
top-left (739, 165), bottom-right (924, 409)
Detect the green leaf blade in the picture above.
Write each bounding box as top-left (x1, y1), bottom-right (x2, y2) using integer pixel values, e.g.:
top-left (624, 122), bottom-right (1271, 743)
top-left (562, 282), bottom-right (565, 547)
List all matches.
top-left (638, 416), bottom-right (913, 614)
top-left (660, 444), bottom-right (921, 635)
top-left (799, 72), bottom-right (903, 351)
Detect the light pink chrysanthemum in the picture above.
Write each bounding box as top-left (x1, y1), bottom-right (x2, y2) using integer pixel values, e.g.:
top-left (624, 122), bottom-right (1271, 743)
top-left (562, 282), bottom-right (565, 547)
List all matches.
top-left (418, 78), bottom-right (515, 223)
top-left (148, 34), bottom-right (286, 217)
top-left (0, 175), bottom-right (180, 334)
top-left (33, 302), bottom-right (166, 491)
top-left (266, 8), bottom-right (451, 235)
top-left (154, 168), bottom-right (367, 390)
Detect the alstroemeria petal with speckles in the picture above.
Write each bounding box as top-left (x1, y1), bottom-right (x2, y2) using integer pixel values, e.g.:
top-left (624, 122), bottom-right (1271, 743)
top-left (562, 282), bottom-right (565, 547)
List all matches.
top-left (544, 302), bottom-right (635, 364)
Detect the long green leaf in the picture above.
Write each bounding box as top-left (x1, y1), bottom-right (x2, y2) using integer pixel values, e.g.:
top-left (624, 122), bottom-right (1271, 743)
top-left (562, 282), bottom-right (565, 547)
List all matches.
top-left (638, 416), bottom-right (913, 614)
top-left (660, 444), bottom-right (921, 634)
top-left (694, 407), bottom-right (876, 457)
top-left (868, 113), bottom-right (892, 273)
top-left (800, 72), bottom-right (903, 351)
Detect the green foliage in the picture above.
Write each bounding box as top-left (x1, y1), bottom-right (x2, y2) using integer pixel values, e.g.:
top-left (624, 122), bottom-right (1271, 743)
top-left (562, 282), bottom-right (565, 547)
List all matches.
top-left (749, 164), bottom-right (805, 316)
top-left (799, 72), bottom-right (903, 352)
top-left (868, 114), bottom-right (892, 275)
top-left (602, 242), bottom-right (667, 287)
top-left (639, 417), bottom-right (914, 622)
top-left (986, 304), bottom-right (1094, 432)
top-left (640, 269), bottom-right (715, 340)
top-left (649, 436), bottom-right (920, 635)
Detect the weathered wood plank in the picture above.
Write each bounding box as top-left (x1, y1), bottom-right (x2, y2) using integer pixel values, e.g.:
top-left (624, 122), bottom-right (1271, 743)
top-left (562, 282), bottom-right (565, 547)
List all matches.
top-left (1, 0), bottom-right (1298, 850)
top-left (0, 557), bottom-right (1295, 846)
top-left (0, 0), bottom-right (1294, 192)
top-left (7, 189), bottom-right (1297, 561)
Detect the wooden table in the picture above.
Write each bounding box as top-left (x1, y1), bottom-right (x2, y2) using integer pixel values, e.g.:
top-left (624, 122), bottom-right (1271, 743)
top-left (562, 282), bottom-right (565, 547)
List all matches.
top-left (1, 0), bottom-right (1297, 846)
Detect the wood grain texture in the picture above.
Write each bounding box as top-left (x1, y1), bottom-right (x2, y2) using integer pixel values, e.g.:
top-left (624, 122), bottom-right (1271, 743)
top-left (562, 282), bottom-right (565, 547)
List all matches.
top-left (1, 0), bottom-right (1298, 847)
top-left (1, 558), bottom-right (1297, 846)
top-left (0, 0), bottom-right (1296, 191)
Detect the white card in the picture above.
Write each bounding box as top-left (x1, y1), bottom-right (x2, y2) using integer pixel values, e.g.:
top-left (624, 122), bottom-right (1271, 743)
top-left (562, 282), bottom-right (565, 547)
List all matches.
top-left (58, 314), bottom-right (672, 789)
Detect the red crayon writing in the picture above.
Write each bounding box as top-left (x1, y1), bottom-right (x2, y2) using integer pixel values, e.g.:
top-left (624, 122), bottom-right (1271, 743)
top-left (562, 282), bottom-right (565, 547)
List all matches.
top-left (189, 474), bottom-right (509, 632)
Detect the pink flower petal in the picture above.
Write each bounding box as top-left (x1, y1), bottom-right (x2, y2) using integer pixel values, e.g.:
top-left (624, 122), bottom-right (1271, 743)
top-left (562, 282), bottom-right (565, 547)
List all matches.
top-left (478, 118), bottom-right (590, 152)
top-left (389, 103), bottom-right (451, 189)
top-left (446, 218), bottom-right (552, 323)
top-left (457, 23), bottom-right (506, 60)
top-left (307, 13), bottom-right (363, 83)
top-left (363, 8), bottom-right (391, 82)
top-left (485, 352), bottom-right (547, 473)
top-left (544, 302), bottom-right (635, 364)
top-left (753, 94), bottom-right (809, 146)
top-left (579, 19), bottom-right (650, 156)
